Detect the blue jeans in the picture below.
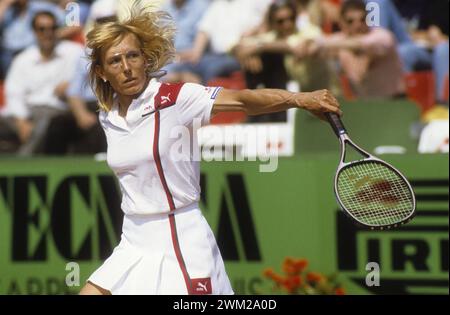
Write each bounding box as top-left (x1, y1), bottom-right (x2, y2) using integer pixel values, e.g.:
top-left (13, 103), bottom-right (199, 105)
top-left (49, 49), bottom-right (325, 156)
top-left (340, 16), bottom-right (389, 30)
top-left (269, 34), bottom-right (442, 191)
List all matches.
top-left (398, 42), bottom-right (432, 72)
top-left (433, 42), bottom-right (449, 102)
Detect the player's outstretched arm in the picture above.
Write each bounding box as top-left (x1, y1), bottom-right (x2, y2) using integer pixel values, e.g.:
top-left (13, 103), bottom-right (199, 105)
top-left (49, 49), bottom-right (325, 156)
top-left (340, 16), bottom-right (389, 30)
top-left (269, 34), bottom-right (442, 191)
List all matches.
top-left (212, 88), bottom-right (342, 121)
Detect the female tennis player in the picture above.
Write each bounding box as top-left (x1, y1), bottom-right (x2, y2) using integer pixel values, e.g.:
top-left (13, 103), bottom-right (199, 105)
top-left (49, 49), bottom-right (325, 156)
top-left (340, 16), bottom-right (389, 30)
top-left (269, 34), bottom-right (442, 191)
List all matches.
top-left (80, 1), bottom-right (341, 295)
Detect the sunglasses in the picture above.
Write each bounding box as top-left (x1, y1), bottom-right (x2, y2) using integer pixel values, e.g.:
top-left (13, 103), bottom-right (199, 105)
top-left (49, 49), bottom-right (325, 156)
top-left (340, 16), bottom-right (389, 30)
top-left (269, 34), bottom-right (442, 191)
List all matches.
top-left (35, 25), bottom-right (58, 33)
top-left (345, 16), bottom-right (366, 25)
top-left (275, 15), bottom-right (295, 25)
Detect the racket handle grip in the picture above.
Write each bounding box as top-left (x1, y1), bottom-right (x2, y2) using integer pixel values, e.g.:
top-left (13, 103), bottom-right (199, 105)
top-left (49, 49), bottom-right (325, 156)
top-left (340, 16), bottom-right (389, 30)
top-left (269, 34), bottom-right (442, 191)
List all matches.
top-left (325, 113), bottom-right (347, 137)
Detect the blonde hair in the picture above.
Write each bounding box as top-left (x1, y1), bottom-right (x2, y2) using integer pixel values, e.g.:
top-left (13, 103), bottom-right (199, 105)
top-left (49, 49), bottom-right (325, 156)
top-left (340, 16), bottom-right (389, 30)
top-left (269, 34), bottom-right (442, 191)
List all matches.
top-left (86, 0), bottom-right (176, 111)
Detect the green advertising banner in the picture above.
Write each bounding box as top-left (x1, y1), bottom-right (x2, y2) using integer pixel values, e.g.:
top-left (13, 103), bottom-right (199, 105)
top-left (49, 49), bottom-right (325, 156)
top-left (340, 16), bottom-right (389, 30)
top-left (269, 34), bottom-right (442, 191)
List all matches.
top-left (0, 154), bottom-right (448, 295)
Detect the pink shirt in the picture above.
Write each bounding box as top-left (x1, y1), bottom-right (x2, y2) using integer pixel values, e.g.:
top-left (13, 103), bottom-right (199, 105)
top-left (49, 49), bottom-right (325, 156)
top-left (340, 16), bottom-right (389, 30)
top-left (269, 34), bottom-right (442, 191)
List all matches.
top-left (324, 28), bottom-right (405, 98)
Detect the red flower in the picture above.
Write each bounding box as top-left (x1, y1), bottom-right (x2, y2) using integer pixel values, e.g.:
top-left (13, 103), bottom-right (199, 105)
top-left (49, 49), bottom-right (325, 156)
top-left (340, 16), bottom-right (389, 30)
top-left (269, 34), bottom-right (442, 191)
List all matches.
top-left (263, 268), bottom-right (285, 285)
top-left (293, 259), bottom-right (308, 273)
top-left (283, 264), bottom-right (298, 275)
top-left (291, 275), bottom-right (302, 287)
top-left (263, 257), bottom-right (345, 295)
top-left (282, 279), bottom-right (295, 293)
top-left (335, 287), bottom-right (346, 295)
top-left (306, 272), bottom-right (324, 283)
top-left (282, 275), bottom-right (302, 293)
top-left (263, 268), bottom-right (275, 278)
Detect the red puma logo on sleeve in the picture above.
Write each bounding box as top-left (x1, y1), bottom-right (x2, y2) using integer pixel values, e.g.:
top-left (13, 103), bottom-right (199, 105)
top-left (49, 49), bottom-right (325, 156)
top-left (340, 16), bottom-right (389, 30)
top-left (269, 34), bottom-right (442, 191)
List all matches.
top-left (154, 83), bottom-right (184, 110)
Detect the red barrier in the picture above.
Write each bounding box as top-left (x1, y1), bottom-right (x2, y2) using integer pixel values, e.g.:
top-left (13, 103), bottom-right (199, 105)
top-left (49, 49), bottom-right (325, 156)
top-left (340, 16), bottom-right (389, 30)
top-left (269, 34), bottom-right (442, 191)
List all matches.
top-left (404, 71), bottom-right (436, 114)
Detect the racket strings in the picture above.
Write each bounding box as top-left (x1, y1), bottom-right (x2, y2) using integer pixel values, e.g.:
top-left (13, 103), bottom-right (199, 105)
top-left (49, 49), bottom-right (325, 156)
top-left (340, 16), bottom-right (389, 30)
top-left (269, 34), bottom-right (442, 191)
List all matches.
top-left (337, 162), bottom-right (414, 226)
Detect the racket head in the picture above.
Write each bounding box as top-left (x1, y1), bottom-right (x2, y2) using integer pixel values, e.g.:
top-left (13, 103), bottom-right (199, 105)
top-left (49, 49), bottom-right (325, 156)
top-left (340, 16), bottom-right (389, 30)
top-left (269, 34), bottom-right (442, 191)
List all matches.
top-left (333, 158), bottom-right (416, 230)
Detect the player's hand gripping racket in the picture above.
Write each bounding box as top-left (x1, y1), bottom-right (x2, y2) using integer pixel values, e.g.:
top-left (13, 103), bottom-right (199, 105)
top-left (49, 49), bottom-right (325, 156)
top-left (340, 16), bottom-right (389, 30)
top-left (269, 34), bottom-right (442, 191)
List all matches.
top-left (326, 113), bottom-right (416, 230)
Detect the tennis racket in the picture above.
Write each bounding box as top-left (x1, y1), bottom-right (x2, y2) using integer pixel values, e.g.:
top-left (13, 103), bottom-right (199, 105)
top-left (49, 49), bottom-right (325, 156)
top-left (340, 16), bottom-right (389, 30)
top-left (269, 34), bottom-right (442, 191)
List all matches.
top-left (326, 113), bottom-right (416, 230)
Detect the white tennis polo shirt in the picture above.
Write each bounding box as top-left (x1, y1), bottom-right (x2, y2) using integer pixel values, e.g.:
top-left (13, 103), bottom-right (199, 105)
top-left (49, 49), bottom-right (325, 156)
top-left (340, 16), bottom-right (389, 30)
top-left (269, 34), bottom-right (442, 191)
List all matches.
top-left (99, 80), bottom-right (222, 215)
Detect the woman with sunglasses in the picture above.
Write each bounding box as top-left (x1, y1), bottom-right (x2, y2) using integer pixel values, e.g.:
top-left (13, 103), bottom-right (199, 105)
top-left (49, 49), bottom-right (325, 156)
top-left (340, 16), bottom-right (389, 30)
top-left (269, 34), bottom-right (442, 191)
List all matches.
top-left (312, 0), bottom-right (405, 98)
top-left (80, 0), bottom-right (341, 295)
top-left (234, 0), bottom-right (339, 123)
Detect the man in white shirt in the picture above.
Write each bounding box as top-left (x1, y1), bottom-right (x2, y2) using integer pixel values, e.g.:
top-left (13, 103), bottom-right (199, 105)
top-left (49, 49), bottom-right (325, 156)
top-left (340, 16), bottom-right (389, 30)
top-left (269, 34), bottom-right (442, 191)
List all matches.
top-left (1, 10), bottom-right (83, 154)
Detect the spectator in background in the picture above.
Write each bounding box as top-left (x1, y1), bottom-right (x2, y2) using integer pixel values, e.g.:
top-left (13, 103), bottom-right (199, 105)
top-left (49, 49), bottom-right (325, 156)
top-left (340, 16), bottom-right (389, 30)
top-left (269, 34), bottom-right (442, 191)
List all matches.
top-left (44, 1), bottom-right (116, 155)
top-left (234, 1), bottom-right (296, 93)
top-left (0, 0), bottom-right (83, 78)
top-left (314, 0), bottom-right (404, 99)
top-left (0, 0), bottom-right (60, 77)
top-left (234, 0), bottom-right (339, 98)
top-left (316, 0), bottom-right (342, 33)
top-left (161, 0), bottom-right (210, 83)
top-left (390, 0), bottom-right (448, 104)
top-left (295, 0), bottom-right (323, 30)
top-left (0, 10), bottom-right (83, 155)
top-left (166, 0), bottom-right (272, 84)
top-left (313, 0), bottom-right (447, 91)
top-left (363, 0), bottom-right (431, 72)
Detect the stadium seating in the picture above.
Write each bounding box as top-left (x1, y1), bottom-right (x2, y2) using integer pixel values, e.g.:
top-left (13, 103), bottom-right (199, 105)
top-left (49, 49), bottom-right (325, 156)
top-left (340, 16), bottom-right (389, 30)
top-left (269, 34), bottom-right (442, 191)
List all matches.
top-left (404, 71), bottom-right (436, 114)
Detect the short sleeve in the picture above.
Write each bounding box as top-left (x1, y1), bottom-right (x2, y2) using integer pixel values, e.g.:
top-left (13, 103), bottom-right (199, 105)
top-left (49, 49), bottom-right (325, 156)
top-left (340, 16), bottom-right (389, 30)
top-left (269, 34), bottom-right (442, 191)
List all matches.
top-left (177, 83), bottom-right (222, 127)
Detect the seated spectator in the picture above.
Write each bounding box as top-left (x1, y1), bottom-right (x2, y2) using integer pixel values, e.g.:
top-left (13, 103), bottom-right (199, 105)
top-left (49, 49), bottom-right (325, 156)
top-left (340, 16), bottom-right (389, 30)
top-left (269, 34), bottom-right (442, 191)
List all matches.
top-left (294, 0), bottom-right (323, 31)
top-left (43, 2), bottom-right (116, 155)
top-left (317, 0), bottom-right (343, 33)
top-left (391, 0), bottom-right (448, 103)
top-left (314, 0), bottom-right (445, 83)
top-left (0, 0), bottom-right (79, 78)
top-left (0, 10), bottom-right (84, 155)
top-left (315, 0), bottom-right (405, 99)
top-left (165, 0), bottom-right (272, 84)
top-left (234, 0), bottom-right (339, 122)
top-left (44, 50), bottom-right (107, 155)
top-left (235, 0), bottom-right (339, 96)
top-left (364, 0), bottom-right (432, 73)
top-left (161, 0), bottom-right (210, 83)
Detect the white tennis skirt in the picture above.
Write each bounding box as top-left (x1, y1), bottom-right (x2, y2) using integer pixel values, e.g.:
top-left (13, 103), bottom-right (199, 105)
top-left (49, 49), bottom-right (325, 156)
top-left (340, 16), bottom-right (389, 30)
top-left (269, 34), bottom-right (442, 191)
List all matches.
top-left (88, 203), bottom-right (234, 295)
